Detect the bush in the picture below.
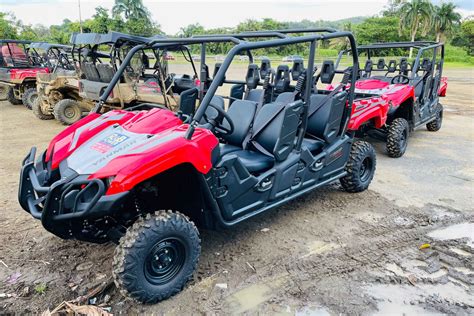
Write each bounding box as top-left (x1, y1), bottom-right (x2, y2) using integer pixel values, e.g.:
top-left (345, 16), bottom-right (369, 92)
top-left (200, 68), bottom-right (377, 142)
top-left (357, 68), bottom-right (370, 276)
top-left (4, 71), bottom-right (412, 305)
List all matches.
top-left (444, 45), bottom-right (474, 64)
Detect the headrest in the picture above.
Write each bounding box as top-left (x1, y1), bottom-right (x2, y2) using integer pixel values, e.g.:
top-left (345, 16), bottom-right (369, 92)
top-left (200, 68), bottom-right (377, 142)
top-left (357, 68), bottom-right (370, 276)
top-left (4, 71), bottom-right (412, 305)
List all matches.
top-left (399, 59), bottom-right (409, 73)
top-left (246, 64), bottom-right (260, 89)
top-left (260, 58), bottom-right (271, 78)
top-left (364, 60), bottom-right (373, 73)
top-left (291, 59), bottom-right (305, 81)
top-left (387, 60), bottom-right (397, 73)
top-left (377, 58), bottom-right (385, 70)
top-left (420, 58), bottom-right (430, 71)
top-left (320, 60), bottom-right (335, 84)
top-left (275, 64), bottom-right (290, 81)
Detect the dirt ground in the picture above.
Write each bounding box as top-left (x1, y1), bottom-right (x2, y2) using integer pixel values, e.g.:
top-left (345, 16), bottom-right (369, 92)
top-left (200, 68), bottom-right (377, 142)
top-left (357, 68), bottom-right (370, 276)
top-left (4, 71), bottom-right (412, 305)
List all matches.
top-left (0, 68), bottom-right (473, 314)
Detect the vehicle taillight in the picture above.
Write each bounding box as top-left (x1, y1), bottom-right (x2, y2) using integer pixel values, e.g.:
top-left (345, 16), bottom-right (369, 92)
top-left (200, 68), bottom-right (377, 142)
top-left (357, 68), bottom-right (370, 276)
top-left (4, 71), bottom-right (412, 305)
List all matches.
top-left (195, 79), bottom-right (201, 87)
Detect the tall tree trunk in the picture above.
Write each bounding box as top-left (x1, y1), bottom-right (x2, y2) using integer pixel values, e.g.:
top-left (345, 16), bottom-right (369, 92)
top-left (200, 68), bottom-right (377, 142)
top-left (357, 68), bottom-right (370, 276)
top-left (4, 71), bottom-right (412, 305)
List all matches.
top-left (409, 19), bottom-right (419, 59)
top-left (436, 32), bottom-right (441, 42)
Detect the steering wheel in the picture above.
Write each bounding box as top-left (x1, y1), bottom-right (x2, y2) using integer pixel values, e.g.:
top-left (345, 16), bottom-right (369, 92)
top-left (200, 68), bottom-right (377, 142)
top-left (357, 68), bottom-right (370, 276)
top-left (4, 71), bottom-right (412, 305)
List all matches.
top-left (391, 74), bottom-right (410, 84)
top-left (205, 102), bottom-right (234, 136)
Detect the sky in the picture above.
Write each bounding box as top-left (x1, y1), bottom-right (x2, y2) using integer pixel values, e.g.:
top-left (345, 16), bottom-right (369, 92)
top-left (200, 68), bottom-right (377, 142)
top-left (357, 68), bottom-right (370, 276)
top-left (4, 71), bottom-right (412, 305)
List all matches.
top-left (1, 0), bottom-right (473, 35)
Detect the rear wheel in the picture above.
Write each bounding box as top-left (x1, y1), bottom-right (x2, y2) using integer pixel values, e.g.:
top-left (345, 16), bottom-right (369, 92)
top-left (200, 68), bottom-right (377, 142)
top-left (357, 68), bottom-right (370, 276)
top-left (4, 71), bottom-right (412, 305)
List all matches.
top-left (113, 210), bottom-right (200, 303)
top-left (386, 118), bottom-right (409, 158)
top-left (426, 104), bottom-right (443, 132)
top-left (7, 87), bottom-right (22, 105)
top-left (22, 88), bottom-right (38, 110)
top-left (340, 140), bottom-right (376, 193)
top-left (54, 98), bottom-right (82, 125)
top-left (32, 97), bottom-right (54, 120)
top-left (0, 84), bottom-right (9, 100)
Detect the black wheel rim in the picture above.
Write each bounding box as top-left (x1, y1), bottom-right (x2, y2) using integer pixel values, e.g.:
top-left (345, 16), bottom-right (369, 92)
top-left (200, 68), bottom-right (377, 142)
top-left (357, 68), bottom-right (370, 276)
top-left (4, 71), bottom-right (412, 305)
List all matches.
top-left (359, 157), bottom-right (373, 182)
top-left (144, 238), bottom-right (186, 285)
top-left (64, 105), bottom-right (79, 119)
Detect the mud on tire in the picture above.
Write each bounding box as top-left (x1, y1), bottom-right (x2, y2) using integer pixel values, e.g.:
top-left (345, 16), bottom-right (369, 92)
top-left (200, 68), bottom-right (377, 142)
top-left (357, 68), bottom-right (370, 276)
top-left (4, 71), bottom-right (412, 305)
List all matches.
top-left (340, 140), bottom-right (376, 193)
top-left (32, 97), bottom-right (54, 120)
top-left (386, 117), bottom-right (409, 158)
top-left (22, 88), bottom-right (38, 110)
top-left (426, 104), bottom-right (443, 132)
top-left (113, 210), bottom-right (201, 304)
top-left (7, 87), bottom-right (22, 105)
top-left (54, 98), bottom-right (82, 125)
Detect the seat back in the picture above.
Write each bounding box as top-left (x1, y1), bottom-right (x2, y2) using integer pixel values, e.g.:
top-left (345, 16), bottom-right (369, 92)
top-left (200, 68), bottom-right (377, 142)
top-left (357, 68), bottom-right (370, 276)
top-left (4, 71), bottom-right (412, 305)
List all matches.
top-left (306, 91), bottom-right (348, 143)
top-left (229, 84), bottom-right (245, 107)
top-left (81, 62), bottom-right (100, 82)
top-left (377, 58), bottom-right (386, 70)
top-left (260, 58), bottom-right (271, 79)
top-left (200, 95), bottom-right (225, 124)
top-left (179, 87), bottom-right (198, 116)
top-left (363, 60), bottom-right (373, 78)
top-left (97, 63), bottom-right (115, 83)
top-left (320, 60), bottom-right (335, 84)
top-left (387, 60), bottom-right (397, 73)
top-left (221, 100), bottom-right (258, 146)
top-left (213, 63), bottom-right (225, 86)
top-left (291, 59), bottom-right (304, 81)
top-left (245, 64), bottom-right (260, 90)
top-left (399, 58), bottom-right (410, 76)
top-left (274, 65), bottom-right (290, 93)
top-left (253, 100), bottom-right (303, 161)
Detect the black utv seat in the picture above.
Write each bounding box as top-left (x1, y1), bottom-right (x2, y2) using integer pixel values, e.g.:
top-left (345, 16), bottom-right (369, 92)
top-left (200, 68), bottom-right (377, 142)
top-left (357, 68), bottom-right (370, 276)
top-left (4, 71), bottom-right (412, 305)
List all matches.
top-left (219, 99), bottom-right (303, 173)
top-left (274, 65), bottom-right (290, 94)
top-left (244, 64), bottom-right (265, 107)
top-left (97, 63), bottom-right (115, 83)
top-left (82, 62), bottom-right (101, 82)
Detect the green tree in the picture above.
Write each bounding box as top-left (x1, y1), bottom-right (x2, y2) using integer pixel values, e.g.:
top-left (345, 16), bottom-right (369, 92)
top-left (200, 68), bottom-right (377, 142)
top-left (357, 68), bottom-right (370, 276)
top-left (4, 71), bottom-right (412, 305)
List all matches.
top-left (355, 16), bottom-right (407, 44)
top-left (112, 0), bottom-right (150, 20)
top-left (433, 2), bottom-right (461, 42)
top-left (178, 23), bottom-right (205, 37)
top-left (461, 19), bottom-right (474, 55)
top-left (398, 0), bottom-right (434, 57)
top-left (0, 12), bottom-right (18, 39)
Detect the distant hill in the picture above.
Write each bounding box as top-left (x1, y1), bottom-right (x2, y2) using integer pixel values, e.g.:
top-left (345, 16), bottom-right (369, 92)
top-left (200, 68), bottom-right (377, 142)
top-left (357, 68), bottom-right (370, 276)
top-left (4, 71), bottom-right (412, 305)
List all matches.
top-left (287, 16), bottom-right (368, 30)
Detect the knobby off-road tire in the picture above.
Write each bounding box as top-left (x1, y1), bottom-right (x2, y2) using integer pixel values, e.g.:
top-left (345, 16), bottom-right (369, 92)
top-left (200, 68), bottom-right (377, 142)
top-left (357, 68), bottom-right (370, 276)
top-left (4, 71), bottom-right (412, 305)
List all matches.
top-left (0, 84), bottom-right (9, 100)
top-left (426, 104), bottom-right (443, 132)
top-left (340, 140), bottom-right (376, 193)
top-left (22, 88), bottom-right (38, 110)
top-left (32, 97), bottom-right (54, 120)
top-left (7, 87), bottom-right (22, 105)
top-left (54, 98), bottom-right (82, 125)
top-left (113, 210), bottom-right (201, 304)
top-left (386, 118), bottom-right (409, 158)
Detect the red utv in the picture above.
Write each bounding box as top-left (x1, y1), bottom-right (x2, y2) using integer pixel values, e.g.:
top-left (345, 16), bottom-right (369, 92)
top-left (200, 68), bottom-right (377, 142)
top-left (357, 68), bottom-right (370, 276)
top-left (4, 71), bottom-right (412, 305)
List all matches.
top-left (335, 41), bottom-right (447, 157)
top-left (0, 40), bottom-right (49, 106)
top-left (19, 30), bottom-right (377, 303)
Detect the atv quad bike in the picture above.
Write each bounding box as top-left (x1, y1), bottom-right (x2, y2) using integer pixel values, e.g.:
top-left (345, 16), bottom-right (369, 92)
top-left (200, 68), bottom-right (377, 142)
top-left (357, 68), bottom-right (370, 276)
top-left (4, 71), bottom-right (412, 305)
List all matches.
top-left (19, 30), bottom-right (377, 303)
top-left (335, 41), bottom-right (447, 157)
top-left (0, 40), bottom-right (49, 107)
top-left (60, 32), bottom-right (199, 125)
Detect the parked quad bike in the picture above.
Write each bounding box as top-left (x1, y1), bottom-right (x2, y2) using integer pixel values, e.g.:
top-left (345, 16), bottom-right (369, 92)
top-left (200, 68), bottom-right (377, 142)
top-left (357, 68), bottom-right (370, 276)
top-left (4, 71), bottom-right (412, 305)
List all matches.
top-left (19, 30), bottom-right (377, 304)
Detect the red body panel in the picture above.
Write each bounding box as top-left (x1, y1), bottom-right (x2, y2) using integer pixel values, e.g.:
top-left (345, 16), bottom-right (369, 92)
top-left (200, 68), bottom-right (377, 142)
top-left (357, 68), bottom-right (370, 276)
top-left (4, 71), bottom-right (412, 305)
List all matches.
top-left (5, 68), bottom-right (49, 83)
top-left (438, 77), bottom-right (448, 97)
top-left (349, 96), bottom-right (389, 130)
top-left (44, 108), bottom-right (218, 196)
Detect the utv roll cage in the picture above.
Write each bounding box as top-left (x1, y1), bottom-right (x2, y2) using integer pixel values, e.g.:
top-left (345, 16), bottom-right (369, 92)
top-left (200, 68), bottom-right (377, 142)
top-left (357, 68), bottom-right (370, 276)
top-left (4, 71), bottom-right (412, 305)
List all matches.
top-left (0, 39), bottom-right (34, 68)
top-left (95, 29), bottom-right (359, 145)
top-left (335, 41), bottom-right (445, 86)
top-left (28, 42), bottom-right (74, 71)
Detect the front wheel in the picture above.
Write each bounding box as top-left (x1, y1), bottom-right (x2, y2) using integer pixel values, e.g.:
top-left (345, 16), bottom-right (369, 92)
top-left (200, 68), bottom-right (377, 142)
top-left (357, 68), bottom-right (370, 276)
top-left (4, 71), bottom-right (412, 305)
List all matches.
top-left (22, 88), bottom-right (38, 110)
top-left (7, 87), bottom-right (22, 105)
top-left (32, 97), bottom-right (54, 120)
top-left (426, 104), bottom-right (443, 132)
top-left (54, 98), bottom-right (82, 125)
top-left (386, 118), bottom-right (409, 158)
top-left (113, 210), bottom-right (201, 303)
top-left (340, 140), bottom-right (377, 193)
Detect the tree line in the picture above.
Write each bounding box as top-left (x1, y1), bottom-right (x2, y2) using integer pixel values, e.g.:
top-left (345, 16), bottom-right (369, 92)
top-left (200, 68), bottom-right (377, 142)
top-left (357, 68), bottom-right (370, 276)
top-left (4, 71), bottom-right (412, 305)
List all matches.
top-left (0, 0), bottom-right (472, 58)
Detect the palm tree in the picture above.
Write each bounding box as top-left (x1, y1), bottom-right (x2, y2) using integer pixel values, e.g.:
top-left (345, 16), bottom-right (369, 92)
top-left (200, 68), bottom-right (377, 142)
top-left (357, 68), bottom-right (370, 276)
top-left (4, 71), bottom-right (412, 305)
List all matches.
top-left (433, 2), bottom-right (462, 42)
top-left (399, 0), bottom-right (434, 58)
top-left (112, 0), bottom-right (150, 20)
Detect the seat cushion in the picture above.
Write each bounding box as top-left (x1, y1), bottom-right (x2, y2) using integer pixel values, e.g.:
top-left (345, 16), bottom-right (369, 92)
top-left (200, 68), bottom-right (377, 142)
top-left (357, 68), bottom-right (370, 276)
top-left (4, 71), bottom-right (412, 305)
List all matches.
top-left (231, 149), bottom-right (274, 173)
top-left (219, 143), bottom-right (241, 156)
top-left (302, 138), bottom-right (325, 153)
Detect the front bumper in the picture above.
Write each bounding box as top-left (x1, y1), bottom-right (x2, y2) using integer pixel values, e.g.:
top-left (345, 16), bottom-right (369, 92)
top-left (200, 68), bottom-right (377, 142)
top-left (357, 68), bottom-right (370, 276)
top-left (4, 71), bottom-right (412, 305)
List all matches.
top-left (18, 147), bottom-right (129, 228)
